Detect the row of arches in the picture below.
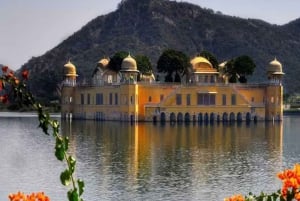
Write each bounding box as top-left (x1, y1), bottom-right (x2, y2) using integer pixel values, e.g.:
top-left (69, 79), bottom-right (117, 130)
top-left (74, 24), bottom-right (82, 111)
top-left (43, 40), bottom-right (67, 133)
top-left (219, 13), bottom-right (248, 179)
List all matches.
top-left (154, 112), bottom-right (257, 123)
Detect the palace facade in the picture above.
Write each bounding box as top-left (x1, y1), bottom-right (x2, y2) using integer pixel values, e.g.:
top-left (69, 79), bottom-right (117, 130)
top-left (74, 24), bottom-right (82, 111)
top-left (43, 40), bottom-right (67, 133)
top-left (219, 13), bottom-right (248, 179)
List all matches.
top-left (61, 55), bottom-right (284, 122)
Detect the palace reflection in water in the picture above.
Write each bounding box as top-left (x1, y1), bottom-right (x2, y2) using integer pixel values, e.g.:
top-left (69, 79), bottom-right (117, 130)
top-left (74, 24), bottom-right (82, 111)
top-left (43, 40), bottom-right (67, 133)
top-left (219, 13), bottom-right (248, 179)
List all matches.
top-left (60, 120), bottom-right (283, 201)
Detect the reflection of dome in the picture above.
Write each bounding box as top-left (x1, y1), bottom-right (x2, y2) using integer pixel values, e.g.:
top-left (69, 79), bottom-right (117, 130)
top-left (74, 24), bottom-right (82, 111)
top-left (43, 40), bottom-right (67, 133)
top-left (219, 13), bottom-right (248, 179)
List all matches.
top-left (64, 61), bottom-right (77, 77)
top-left (121, 55), bottom-right (137, 71)
top-left (98, 58), bottom-right (109, 68)
top-left (268, 58), bottom-right (284, 74)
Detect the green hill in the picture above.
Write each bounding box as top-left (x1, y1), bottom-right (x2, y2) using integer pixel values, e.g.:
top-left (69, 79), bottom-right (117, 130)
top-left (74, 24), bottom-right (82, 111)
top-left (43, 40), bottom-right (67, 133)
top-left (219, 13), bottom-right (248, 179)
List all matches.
top-left (19, 0), bottom-right (300, 101)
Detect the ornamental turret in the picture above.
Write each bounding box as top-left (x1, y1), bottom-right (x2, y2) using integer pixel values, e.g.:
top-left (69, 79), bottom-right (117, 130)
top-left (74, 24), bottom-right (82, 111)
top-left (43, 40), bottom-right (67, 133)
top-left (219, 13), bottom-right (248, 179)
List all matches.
top-left (63, 61), bottom-right (78, 86)
top-left (120, 54), bottom-right (139, 84)
top-left (267, 58), bottom-right (284, 85)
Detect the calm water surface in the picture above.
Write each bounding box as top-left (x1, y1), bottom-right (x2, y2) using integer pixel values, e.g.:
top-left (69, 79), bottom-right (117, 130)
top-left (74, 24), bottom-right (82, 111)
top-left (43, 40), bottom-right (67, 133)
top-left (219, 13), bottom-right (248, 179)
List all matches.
top-left (0, 112), bottom-right (300, 201)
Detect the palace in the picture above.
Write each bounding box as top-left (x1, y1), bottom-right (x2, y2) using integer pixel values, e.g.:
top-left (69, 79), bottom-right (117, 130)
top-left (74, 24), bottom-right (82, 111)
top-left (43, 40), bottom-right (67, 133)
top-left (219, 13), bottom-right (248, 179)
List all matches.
top-left (61, 55), bottom-right (284, 123)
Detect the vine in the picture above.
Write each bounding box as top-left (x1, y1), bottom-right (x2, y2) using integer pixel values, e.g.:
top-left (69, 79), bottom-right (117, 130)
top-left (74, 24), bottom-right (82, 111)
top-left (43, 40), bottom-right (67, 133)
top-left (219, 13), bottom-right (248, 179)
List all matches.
top-left (0, 66), bottom-right (84, 201)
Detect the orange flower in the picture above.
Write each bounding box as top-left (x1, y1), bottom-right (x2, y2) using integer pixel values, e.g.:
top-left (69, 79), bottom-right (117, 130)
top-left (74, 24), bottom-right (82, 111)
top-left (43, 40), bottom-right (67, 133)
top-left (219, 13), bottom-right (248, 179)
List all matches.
top-left (22, 70), bottom-right (29, 80)
top-left (295, 192), bottom-right (300, 201)
top-left (8, 191), bottom-right (26, 201)
top-left (224, 194), bottom-right (245, 201)
top-left (8, 191), bottom-right (50, 201)
top-left (277, 164), bottom-right (300, 200)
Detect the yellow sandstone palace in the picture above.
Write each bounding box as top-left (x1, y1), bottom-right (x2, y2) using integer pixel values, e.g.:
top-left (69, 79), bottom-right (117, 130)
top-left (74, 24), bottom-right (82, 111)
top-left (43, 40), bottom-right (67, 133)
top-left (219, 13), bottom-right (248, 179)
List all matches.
top-left (61, 55), bottom-right (284, 123)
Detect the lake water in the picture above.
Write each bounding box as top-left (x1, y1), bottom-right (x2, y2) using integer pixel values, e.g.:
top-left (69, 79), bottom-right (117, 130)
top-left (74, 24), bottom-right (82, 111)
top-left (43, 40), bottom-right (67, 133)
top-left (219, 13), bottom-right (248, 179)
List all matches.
top-left (0, 112), bottom-right (300, 201)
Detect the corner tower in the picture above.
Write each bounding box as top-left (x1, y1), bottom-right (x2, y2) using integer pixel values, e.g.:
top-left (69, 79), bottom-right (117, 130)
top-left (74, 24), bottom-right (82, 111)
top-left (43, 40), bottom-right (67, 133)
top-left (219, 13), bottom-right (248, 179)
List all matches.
top-left (61, 61), bottom-right (78, 120)
top-left (119, 55), bottom-right (139, 121)
top-left (63, 61), bottom-right (78, 86)
top-left (265, 58), bottom-right (284, 121)
top-left (267, 58), bottom-right (284, 84)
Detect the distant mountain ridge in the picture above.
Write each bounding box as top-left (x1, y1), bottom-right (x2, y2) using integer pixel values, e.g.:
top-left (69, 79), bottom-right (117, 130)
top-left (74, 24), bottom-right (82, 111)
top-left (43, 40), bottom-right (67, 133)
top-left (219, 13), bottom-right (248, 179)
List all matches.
top-left (19, 0), bottom-right (300, 101)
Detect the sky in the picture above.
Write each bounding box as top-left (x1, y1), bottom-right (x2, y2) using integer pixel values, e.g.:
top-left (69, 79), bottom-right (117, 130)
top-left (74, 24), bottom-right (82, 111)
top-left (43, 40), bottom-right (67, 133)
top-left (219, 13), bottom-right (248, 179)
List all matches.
top-left (1, 0), bottom-right (299, 70)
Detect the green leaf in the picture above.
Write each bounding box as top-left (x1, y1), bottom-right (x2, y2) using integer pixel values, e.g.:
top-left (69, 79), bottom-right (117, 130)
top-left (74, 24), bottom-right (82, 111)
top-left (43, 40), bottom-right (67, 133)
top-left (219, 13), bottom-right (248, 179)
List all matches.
top-left (68, 189), bottom-right (79, 201)
top-left (78, 179), bottom-right (85, 196)
top-left (68, 156), bottom-right (76, 173)
top-left (55, 137), bottom-right (65, 161)
top-left (64, 136), bottom-right (69, 151)
top-left (60, 169), bottom-right (71, 186)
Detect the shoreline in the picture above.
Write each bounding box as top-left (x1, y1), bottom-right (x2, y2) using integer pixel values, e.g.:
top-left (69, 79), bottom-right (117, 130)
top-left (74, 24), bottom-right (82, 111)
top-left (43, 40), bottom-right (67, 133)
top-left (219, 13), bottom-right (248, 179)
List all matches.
top-left (283, 109), bottom-right (300, 115)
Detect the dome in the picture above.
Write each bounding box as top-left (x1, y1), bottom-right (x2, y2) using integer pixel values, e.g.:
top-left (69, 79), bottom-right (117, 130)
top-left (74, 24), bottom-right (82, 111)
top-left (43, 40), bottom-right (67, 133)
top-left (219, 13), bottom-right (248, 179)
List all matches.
top-left (190, 56), bottom-right (217, 73)
top-left (268, 58), bottom-right (283, 74)
top-left (121, 55), bottom-right (137, 71)
top-left (97, 58), bottom-right (109, 68)
top-left (64, 61), bottom-right (77, 77)
top-left (190, 56), bottom-right (213, 67)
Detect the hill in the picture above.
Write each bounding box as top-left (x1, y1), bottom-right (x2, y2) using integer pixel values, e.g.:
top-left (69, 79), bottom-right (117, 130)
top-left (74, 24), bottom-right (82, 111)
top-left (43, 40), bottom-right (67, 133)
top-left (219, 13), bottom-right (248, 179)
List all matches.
top-left (19, 0), bottom-right (300, 101)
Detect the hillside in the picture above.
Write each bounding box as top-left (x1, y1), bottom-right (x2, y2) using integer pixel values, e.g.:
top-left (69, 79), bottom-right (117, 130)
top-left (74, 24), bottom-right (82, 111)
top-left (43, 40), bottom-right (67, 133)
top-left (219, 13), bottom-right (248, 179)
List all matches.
top-left (19, 0), bottom-right (300, 101)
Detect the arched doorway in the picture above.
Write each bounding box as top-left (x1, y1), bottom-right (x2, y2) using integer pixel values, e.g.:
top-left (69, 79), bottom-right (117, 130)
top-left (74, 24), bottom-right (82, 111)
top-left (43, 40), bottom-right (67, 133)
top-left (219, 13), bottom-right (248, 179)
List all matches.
top-left (246, 112), bottom-right (251, 122)
top-left (153, 115), bottom-right (157, 123)
top-left (177, 112), bottom-right (183, 122)
top-left (254, 116), bottom-right (258, 123)
top-left (237, 112), bottom-right (242, 122)
top-left (198, 113), bottom-right (203, 123)
top-left (222, 112), bottom-right (228, 122)
top-left (210, 113), bottom-right (215, 122)
top-left (204, 113), bottom-right (209, 123)
top-left (170, 112), bottom-right (176, 122)
top-left (184, 113), bottom-right (190, 123)
top-left (160, 112), bottom-right (166, 123)
top-left (229, 112), bottom-right (235, 122)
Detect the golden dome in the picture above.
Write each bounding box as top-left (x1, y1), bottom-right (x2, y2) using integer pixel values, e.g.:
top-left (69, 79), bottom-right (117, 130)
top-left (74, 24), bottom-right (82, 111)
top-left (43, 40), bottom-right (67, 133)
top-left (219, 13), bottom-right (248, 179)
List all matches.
top-left (190, 56), bottom-right (217, 73)
top-left (97, 58), bottom-right (109, 68)
top-left (121, 54), bottom-right (137, 71)
top-left (190, 56), bottom-right (212, 67)
top-left (64, 61), bottom-right (77, 77)
top-left (268, 58), bottom-right (284, 74)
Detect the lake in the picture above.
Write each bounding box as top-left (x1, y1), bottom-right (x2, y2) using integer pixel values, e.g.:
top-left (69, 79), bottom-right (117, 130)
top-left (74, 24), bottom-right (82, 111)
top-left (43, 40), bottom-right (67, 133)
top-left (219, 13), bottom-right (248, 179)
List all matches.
top-left (0, 112), bottom-right (300, 201)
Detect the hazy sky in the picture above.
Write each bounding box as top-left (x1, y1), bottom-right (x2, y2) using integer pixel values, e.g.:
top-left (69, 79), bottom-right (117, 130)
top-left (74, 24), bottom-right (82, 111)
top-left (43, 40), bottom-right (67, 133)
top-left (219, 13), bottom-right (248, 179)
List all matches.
top-left (1, 0), bottom-right (299, 70)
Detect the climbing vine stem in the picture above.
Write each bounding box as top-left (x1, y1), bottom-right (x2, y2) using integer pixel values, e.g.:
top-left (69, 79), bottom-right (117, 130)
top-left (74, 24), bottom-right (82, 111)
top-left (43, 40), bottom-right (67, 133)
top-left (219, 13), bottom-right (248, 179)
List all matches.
top-left (0, 66), bottom-right (84, 201)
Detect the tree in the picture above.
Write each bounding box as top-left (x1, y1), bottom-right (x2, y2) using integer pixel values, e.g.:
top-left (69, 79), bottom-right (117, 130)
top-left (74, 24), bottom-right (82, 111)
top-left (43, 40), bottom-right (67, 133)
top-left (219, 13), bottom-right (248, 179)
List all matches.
top-left (225, 59), bottom-right (238, 83)
top-left (199, 50), bottom-right (219, 70)
top-left (108, 51), bottom-right (128, 72)
top-left (225, 55), bottom-right (256, 83)
top-left (157, 49), bottom-right (189, 83)
top-left (234, 55), bottom-right (256, 83)
top-left (135, 55), bottom-right (152, 75)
